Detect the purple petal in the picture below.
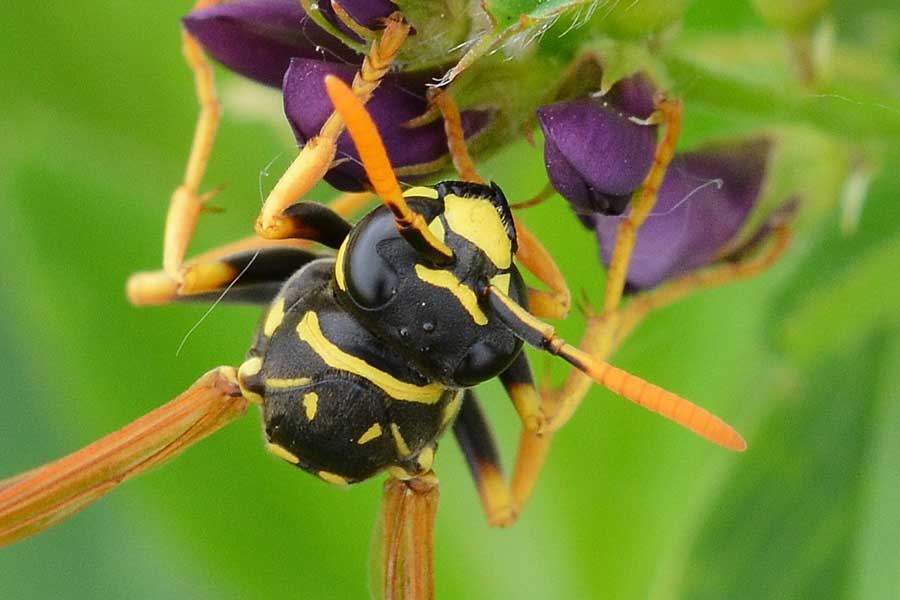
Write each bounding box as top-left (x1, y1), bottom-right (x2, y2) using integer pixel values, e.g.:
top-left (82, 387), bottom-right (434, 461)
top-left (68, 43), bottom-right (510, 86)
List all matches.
top-left (592, 137), bottom-right (773, 290)
top-left (318, 0), bottom-right (399, 41)
top-left (537, 74), bottom-right (658, 215)
top-left (283, 59), bottom-right (493, 191)
top-left (183, 0), bottom-right (360, 88)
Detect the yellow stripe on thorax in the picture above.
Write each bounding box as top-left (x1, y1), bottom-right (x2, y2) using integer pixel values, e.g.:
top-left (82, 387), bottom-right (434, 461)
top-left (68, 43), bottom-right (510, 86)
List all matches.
top-left (297, 311), bottom-right (445, 404)
top-left (414, 264), bottom-right (488, 325)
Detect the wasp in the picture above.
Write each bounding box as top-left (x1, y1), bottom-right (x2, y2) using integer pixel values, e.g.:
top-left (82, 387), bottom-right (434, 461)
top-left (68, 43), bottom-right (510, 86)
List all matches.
top-left (0, 6), bottom-right (753, 597)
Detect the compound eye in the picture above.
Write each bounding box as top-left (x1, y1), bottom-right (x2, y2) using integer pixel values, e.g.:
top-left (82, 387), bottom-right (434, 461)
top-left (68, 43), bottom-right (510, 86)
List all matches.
top-left (453, 340), bottom-right (515, 386)
top-left (344, 214), bottom-right (400, 309)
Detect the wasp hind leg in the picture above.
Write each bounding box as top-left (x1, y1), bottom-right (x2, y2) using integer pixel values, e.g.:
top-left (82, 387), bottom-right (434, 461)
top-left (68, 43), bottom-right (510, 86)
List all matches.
top-left (0, 367), bottom-right (247, 547)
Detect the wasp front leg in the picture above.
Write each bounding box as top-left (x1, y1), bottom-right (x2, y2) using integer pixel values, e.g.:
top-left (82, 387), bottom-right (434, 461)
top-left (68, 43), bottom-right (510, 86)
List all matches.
top-left (454, 352), bottom-right (556, 529)
top-left (255, 13), bottom-right (411, 240)
top-left (129, 190), bottom-right (373, 305)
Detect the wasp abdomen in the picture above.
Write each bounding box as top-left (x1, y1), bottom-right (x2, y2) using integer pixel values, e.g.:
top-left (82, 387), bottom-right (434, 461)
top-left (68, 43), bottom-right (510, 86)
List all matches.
top-left (242, 263), bottom-right (457, 484)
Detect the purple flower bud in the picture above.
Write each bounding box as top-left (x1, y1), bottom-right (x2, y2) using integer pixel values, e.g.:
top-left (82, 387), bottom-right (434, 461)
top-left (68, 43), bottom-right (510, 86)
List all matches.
top-left (283, 59), bottom-right (493, 191)
top-left (183, 0), bottom-right (360, 88)
top-left (537, 74), bottom-right (658, 215)
top-left (589, 137), bottom-right (774, 290)
top-left (317, 0), bottom-right (399, 41)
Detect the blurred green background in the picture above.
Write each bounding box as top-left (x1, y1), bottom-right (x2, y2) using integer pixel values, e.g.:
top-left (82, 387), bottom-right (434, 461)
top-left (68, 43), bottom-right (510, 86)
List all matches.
top-left (2, 2), bottom-right (899, 599)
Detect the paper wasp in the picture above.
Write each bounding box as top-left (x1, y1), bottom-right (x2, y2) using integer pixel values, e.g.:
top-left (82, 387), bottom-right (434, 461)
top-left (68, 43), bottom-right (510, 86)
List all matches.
top-left (0, 4), bottom-right (779, 598)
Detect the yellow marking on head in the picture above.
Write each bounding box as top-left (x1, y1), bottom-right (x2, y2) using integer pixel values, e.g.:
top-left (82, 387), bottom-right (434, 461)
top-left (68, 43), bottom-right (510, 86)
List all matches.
top-left (414, 265), bottom-right (488, 326)
top-left (428, 216), bottom-right (446, 243)
top-left (319, 470), bottom-right (348, 486)
top-left (416, 446), bottom-right (435, 472)
top-left (238, 357), bottom-right (264, 405)
top-left (490, 273), bottom-right (511, 295)
top-left (444, 194), bottom-right (512, 269)
top-left (302, 392), bottom-right (319, 420)
top-left (334, 238), bottom-right (349, 291)
top-left (441, 390), bottom-right (464, 429)
top-left (263, 297), bottom-right (286, 337)
top-left (297, 311), bottom-right (445, 404)
top-left (357, 422), bottom-right (383, 445)
top-left (402, 186), bottom-right (440, 200)
top-left (390, 423), bottom-right (412, 457)
top-left (267, 442), bottom-right (300, 464)
top-left (266, 377), bottom-right (312, 389)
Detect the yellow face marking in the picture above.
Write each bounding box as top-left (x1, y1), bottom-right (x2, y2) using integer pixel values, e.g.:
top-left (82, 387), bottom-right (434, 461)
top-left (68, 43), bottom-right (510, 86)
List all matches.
top-left (357, 422), bottom-right (383, 445)
top-left (334, 238), bottom-right (349, 291)
top-left (263, 297), bottom-right (286, 337)
top-left (416, 446), bottom-right (435, 472)
top-left (390, 423), bottom-right (412, 457)
top-left (297, 311), bottom-right (445, 404)
top-left (318, 470), bottom-right (348, 486)
top-left (267, 442), bottom-right (300, 464)
top-left (441, 390), bottom-right (464, 429)
top-left (266, 377), bottom-right (312, 389)
top-left (402, 186), bottom-right (440, 200)
top-left (238, 357), bottom-right (264, 405)
top-left (302, 392), bottom-right (318, 420)
top-left (443, 194), bottom-right (512, 269)
top-left (490, 272), bottom-right (511, 295)
top-left (414, 265), bottom-right (488, 326)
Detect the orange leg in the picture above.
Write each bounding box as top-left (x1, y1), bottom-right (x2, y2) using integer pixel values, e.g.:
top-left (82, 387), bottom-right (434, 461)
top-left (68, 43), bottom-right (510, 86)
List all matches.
top-left (256, 13), bottom-right (411, 239)
top-left (129, 191), bottom-right (373, 305)
top-left (0, 367), bottom-right (246, 548)
top-left (602, 97), bottom-right (683, 315)
top-left (163, 0), bottom-right (223, 281)
top-left (380, 473), bottom-right (439, 600)
top-left (452, 388), bottom-right (552, 528)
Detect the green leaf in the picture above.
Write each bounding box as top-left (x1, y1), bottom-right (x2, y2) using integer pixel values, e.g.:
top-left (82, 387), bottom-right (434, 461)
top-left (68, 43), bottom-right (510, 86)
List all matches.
top-left (778, 231), bottom-right (900, 362)
top-left (675, 330), bottom-right (896, 599)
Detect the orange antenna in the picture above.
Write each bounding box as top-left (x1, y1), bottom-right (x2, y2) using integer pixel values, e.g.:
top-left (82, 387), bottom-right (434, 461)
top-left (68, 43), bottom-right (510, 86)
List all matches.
top-left (485, 284), bottom-right (746, 451)
top-left (323, 75), bottom-right (454, 264)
